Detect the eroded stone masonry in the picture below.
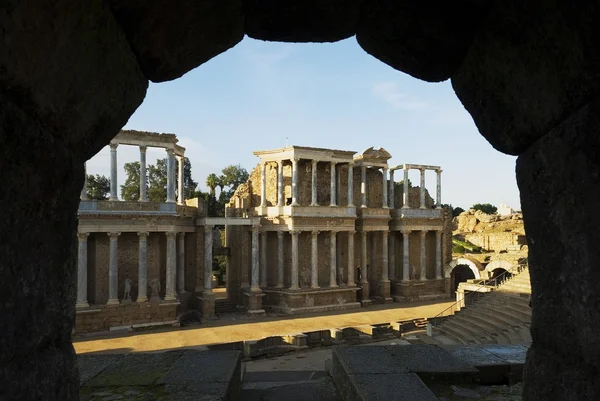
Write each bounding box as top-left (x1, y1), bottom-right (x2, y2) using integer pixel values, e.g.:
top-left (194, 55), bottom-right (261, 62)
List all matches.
top-left (75, 130), bottom-right (453, 332)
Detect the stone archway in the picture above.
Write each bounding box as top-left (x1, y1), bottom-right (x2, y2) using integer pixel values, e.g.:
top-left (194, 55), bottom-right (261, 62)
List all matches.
top-left (445, 257), bottom-right (483, 280)
top-left (484, 260), bottom-right (517, 277)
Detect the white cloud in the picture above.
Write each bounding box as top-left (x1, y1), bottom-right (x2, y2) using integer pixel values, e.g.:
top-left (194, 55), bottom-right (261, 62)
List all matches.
top-left (372, 81), bottom-right (426, 111)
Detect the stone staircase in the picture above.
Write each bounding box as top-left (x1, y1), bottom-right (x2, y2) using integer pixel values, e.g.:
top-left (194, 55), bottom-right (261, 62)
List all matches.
top-left (424, 268), bottom-right (532, 346)
top-left (216, 298), bottom-right (239, 315)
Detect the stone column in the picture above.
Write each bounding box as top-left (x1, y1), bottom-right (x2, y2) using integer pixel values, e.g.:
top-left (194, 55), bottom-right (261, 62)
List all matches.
top-left (177, 232), bottom-right (185, 293)
top-left (137, 232), bottom-right (149, 302)
top-left (139, 146), bottom-right (148, 202)
top-left (389, 170), bottom-right (395, 209)
top-left (277, 161), bottom-right (284, 207)
top-left (402, 167), bottom-right (409, 208)
top-left (165, 231), bottom-right (177, 301)
top-left (311, 160), bottom-right (318, 206)
top-left (80, 163), bottom-right (88, 200)
top-left (361, 231), bottom-right (368, 284)
top-left (382, 231), bottom-right (389, 280)
top-left (276, 230), bottom-right (284, 288)
top-left (109, 143), bottom-right (118, 201)
top-left (402, 230), bottom-right (411, 281)
top-left (291, 158), bottom-right (299, 206)
top-left (330, 231), bottom-right (338, 288)
top-left (436, 169), bottom-right (442, 208)
top-left (389, 232), bottom-right (396, 280)
top-left (76, 233), bottom-right (89, 308)
top-left (107, 232), bottom-right (120, 305)
top-left (435, 230), bottom-right (443, 279)
top-left (311, 230), bottom-right (320, 288)
top-left (166, 149), bottom-right (176, 203)
top-left (360, 165), bottom-right (367, 208)
top-left (419, 168), bottom-right (426, 209)
top-left (382, 167), bottom-right (388, 208)
top-left (251, 226), bottom-right (260, 292)
top-left (420, 230), bottom-right (427, 281)
top-left (347, 163), bottom-right (354, 207)
top-left (204, 226), bottom-right (214, 294)
top-left (260, 231), bottom-right (267, 287)
top-left (347, 231), bottom-right (356, 286)
top-left (336, 165), bottom-right (342, 207)
top-left (290, 230), bottom-right (300, 290)
top-left (260, 162), bottom-right (267, 208)
top-left (177, 155), bottom-right (184, 205)
top-left (330, 162), bottom-right (337, 206)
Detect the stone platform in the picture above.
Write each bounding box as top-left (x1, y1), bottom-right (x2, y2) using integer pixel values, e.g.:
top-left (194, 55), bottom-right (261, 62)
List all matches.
top-left (78, 350), bottom-right (242, 400)
top-left (331, 344), bottom-right (528, 401)
top-left (392, 278), bottom-right (449, 302)
top-left (262, 287), bottom-right (360, 314)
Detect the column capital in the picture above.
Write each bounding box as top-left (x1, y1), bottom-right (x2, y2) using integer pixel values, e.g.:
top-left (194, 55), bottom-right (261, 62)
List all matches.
top-left (77, 232), bottom-right (90, 241)
top-left (179, 232), bottom-right (186, 238)
top-left (420, 230), bottom-right (427, 237)
top-left (290, 229), bottom-right (301, 235)
top-left (292, 157), bottom-right (300, 163)
top-left (205, 225), bottom-right (214, 233)
top-left (165, 231), bottom-right (177, 238)
top-left (137, 231), bottom-right (149, 238)
top-left (436, 168), bottom-right (443, 174)
top-left (348, 230), bottom-right (356, 235)
top-left (109, 143), bottom-right (118, 150)
top-left (176, 154), bottom-right (183, 161)
top-left (277, 230), bottom-right (285, 238)
top-left (312, 159), bottom-right (318, 166)
top-left (401, 229), bottom-right (412, 235)
top-left (311, 230), bottom-right (320, 236)
top-left (330, 229), bottom-right (339, 234)
top-left (139, 145), bottom-right (147, 152)
top-left (330, 161), bottom-right (337, 166)
top-left (107, 232), bottom-right (121, 239)
top-left (166, 148), bottom-right (175, 156)
top-left (348, 162), bottom-right (354, 168)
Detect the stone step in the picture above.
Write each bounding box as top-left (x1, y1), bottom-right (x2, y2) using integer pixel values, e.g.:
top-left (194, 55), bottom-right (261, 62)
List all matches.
top-left (436, 323), bottom-right (482, 345)
top-left (449, 314), bottom-right (512, 344)
top-left (471, 304), bottom-right (528, 326)
top-left (481, 301), bottom-right (532, 321)
top-left (440, 318), bottom-right (495, 343)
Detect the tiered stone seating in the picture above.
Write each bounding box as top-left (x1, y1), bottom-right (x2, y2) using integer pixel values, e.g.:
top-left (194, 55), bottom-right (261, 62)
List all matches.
top-left (425, 268), bottom-right (532, 346)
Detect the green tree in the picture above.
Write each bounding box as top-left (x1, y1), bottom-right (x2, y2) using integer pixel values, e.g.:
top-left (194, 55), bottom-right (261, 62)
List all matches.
top-left (221, 164), bottom-right (249, 189)
top-left (206, 173), bottom-right (219, 197)
top-left (148, 158), bottom-right (167, 202)
top-left (471, 203), bottom-right (498, 214)
top-left (120, 161), bottom-right (141, 201)
top-left (443, 204), bottom-right (465, 217)
top-left (181, 157), bottom-right (198, 200)
top-left (86, 174), bottom-right (110, 200)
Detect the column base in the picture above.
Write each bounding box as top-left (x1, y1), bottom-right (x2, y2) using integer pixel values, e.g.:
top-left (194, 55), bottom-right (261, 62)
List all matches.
top-left (106, 299), bottom-right (119, 306)
top-left (196, 294), bottom-right (216, 319)
top-left (76, 302), bottom-right (89, 309)
top-left (329, 284), bottom-right (339, 288)
top-left (243, 290), bottom-right (265, 315)
top-left (164, 295), bottom-right (177, 302)
top-left (136, 296), bottom-right (148, 303)
top-left (360, 281), bottom-right (370, 303)
top-left (378, 279), bottom-right (392, 301)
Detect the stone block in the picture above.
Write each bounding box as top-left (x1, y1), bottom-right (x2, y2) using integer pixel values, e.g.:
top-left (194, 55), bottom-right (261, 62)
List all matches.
top-left (77, 354), bottom-right (124, 385)
top-left (284, 333), bottom-right (308, 347)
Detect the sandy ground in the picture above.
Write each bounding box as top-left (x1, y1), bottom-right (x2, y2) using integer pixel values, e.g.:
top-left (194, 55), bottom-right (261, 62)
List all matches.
top-left (73, 299), bottom-right (454, 355)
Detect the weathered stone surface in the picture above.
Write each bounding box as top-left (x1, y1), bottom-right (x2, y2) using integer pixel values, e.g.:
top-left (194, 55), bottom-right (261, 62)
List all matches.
top-left (356, 0), bottom-right (489, 82)
top-left (108, 0), bottom-right (245, 82)
top-left (452, 1), bottom-right (600, 155)
top-left (0, 1), bottom-right (146, 399)
top-left (516, 98), bottom-right (600, 400)
top-left (244, 0), bottom-right (362, 43)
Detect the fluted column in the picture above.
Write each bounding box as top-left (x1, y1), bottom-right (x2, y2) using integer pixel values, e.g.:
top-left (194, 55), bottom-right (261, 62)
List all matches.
top-left (436, 169), bottom-right (442, 208)
top-left (330, 162), bottom-right (337, 206)
top-left (177, 232), bottom-right (186, 293)
top-left (347, 231), bottom-right (356, 286)
top-left (420, 230), bottom-right (427, 281)
top-left (177, 155), bottom-right (184, 205)
top-left (251, 226), bottom-right (259, 291)
top-left (260, 162), bottom-right (267, 207)
top-left (277, 161), bottom-right (284, 207)
top-left (139, 146), bottom-right (148, 202)
top-left (361, 231), bottom-right (368, 284)
top-left (166, 149), bottom-right (176, 203)
top-left (76, 233), bottom-right (90, 308)
top-left (419, 168), bottom-right (426, 209)
top-left (347, 163), bottom-right (354, 207)
top-left (292, 158), bottom-right (299, 206)
top-left (382, 167), bottom-right (388, 208)
top-left (80, 163), bottom-right (88, 200)
top-left (330, 231), bottom-right (338, 287)
top-left (276, 230), bottom-right (284, 288)
top-left (311, 160), bottom-right (318, 206)
top-left (389, 170), bottom-right (395, 209)
top-left (109, 143), bottom-right (118, 201)
top-left (204, 226), bottom-right (214, 294)
top-left (137, 232), bottom-right (149, 302)
top-left (360, 166), bottom-right (367, 208)
top-left (402, 167), bottom-right (409, 208)
top-left (435, 230), bottom-right (443, 279)
top-left (382, 231), bottom-right (389, 280)
top-left (107, 232), bottom-right (121, 305)
top-left (260, 231), bottom-right (268, 287)
top-left (165, 231), bottom-right (177, 301)
top-left (290, 230), bottom-right (300, 290)
top-left (402, 230), bottom-right (411, 281)
top-left (311, 231), bottom-right (320, 288)
top-left (389, 232), bottom-right (396, 280)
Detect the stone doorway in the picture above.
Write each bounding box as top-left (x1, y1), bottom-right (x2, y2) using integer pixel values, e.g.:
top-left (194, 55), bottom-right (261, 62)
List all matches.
top-left (451, 264), bottom-right (475, 295)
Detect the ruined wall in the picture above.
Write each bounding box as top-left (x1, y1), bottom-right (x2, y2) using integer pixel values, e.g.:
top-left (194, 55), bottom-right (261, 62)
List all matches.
top-left (465, 232), bottom-right (524, 252)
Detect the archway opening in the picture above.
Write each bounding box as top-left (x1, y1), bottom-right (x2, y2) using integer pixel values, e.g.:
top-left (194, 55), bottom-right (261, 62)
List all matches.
top-left (451, 264), bottom-right (475, 295)
top-left (490, 268), bottom-right (512, 285)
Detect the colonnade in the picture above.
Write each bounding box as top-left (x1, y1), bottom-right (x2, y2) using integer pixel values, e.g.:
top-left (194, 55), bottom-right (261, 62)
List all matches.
top-left (393, 165), bottom-right (443, 209)
top-left (81, 144), bottom-right (186, 205)
top-left (76, 231), bottom-right (187, 308)
top-left (397, 229), bottom-right (444, 281)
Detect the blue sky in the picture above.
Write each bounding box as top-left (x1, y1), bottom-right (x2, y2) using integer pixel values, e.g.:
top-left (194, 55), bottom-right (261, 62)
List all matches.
top-left (87, 36), bottom-right (520, 210)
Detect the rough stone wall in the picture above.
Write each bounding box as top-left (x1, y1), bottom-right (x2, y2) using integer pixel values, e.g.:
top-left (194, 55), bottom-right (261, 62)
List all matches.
top-left (465, 232), bottom-right (521, 252)
top-left (75, 303), bottom-right (178, 333)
